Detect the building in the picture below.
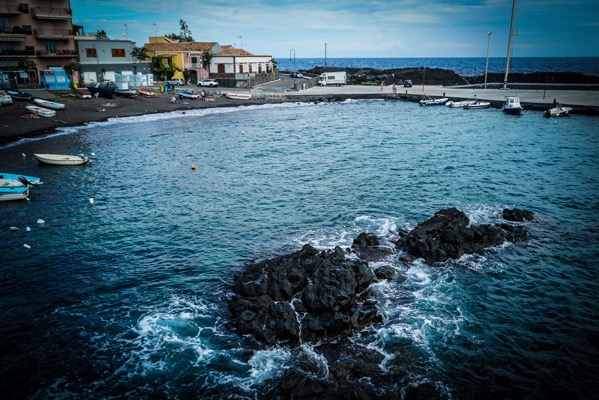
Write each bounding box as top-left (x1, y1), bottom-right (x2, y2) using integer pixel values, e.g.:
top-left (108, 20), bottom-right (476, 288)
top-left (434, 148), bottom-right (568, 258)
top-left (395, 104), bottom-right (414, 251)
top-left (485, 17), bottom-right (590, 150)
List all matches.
top-left (0, 0), bottom-right (77, 87)
top-left (143, 37), bottom-right (277, 87)
top-left (75, 32), bottom-right (152, 86)
top-left (210, 46), bottom-right (277, 88)
top-left (143, 37), bottom-right (221, 84)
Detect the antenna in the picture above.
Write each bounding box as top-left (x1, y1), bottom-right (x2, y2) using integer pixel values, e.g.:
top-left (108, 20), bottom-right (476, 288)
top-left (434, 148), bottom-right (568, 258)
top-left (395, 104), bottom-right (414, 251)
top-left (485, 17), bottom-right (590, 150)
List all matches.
top-left (123, 23), bottom-right (128, 37)
top-left (237, 36), bottom-right (243, 48)
top-left (153, 23), bottom-right (158, 37)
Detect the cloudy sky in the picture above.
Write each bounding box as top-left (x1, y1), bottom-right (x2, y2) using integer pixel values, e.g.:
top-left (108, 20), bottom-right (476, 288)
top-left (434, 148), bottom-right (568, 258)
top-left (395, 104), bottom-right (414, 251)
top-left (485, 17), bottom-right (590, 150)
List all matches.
top-left (71, 0), bottom-right (599, 59)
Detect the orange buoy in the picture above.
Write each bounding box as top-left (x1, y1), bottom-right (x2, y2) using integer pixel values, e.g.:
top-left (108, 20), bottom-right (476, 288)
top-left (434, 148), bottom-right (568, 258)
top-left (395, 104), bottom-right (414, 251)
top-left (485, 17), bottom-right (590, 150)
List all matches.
top-left (191, 163), bottom-right (196, 170)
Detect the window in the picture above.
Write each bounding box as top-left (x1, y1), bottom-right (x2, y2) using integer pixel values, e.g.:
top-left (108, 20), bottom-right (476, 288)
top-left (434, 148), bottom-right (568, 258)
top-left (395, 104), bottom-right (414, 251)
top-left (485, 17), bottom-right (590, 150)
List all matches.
top-left (86, 48), bottom-right (97, 57)
top-left (22, 25), bottom-right (32, 34)
top-left (18, 3), bottom-right (29, 13)
top-left (111, 48), bottom-right (125, 57)
top-left (45, 40), bottom-right (56, 53)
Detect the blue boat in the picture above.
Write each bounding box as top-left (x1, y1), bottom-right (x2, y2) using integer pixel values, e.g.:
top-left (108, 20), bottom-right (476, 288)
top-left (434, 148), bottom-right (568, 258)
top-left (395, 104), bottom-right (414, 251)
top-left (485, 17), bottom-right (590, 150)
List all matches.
top-left (0, 178), bottom-right (30, 201)
top-left (87, 83), bottom-right (117, 99)
top-left (6, 90), bottom-right (33, 101)
top-left (0, 172), bottom-right (41, 186)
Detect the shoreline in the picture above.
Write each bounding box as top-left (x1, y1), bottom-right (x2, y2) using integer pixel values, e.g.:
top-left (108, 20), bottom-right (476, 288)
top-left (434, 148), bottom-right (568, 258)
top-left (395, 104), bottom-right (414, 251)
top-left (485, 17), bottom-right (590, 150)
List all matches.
top-left (2, 85), bottom-right (598, 147)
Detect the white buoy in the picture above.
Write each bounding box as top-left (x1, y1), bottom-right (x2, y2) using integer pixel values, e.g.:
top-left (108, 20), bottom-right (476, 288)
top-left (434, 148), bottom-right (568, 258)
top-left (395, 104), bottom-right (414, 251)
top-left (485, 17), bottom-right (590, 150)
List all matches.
top-left (26, 227), bottom-right (31, 232)
top-left (22, 153), bottom-right (26, 157)
top-left (37, 219), bottom-right (45, 224)
top-left (23, 244), bottom-right (31, 249)
top-left (89, 198), bottom-right (95, 204)
top-left (10, 226), bottom-right (19, 231)
top-left (91, 152), bottom-right (96, 156)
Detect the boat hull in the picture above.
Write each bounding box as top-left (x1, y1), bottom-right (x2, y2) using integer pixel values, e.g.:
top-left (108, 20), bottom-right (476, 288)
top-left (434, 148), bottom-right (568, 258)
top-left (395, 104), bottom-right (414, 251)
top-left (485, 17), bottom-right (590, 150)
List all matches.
top-left (465, 101), bottom-right (491, 109)
top-left (503, 107), bottom-right (522, 115)
top-left (6, 90), bottom-right (32, 101)
top-left (87, 84), bottom-right (116, 98)
top-left (0, 173), bottom-right (41, 185)
top-left (137, 88), bottom-right (156, 97)
top-left (0, 187), bottom-right (29, 201)
top-left (34, 153), bottom-right (89, 166)
top-left (226, 92), bottom-right (252, 100)
top-left (26, 105), bottom-right (56, 118)
top-left (544, 106), bottom-right (572, 117)
top-left (33, 98), bottom-right (65, 110)
top-left (420, 97), bottom-right (448, 106)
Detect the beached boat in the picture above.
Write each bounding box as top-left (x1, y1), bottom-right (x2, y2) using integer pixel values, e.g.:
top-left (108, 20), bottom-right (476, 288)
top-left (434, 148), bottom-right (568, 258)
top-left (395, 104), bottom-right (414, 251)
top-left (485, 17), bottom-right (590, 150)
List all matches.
top-left (137, 87), bottom-right (157, 97)
top-left (0, 90), bottom-right (13, 105)
top-left (33, 98), bottom-right (66, 110)
top-left (464, 100), bottom-right (491, 109)
top-left (419, 95), bottom-right (448, 106)
top-left (502, 96), bottom-right (523, 115)
top-left (0, 172), bottom-right (41, 186)
top-left (6, 90), bottom-right (32, 101)
top-left (87, 83), bottom-right (117, 98)
top-left (177, 90), bottom-right (200, 100)
top-left (446, 100), bottom-right (473, 108)
top-left (115, 88), bottom-right (137, 97)
top-left (34, 153), bottom-right (89, 166)
top-left (26, 105), bottom-right (57, 118)
top-left (544, 104), bottom-right (572, 117)
top-left (226, 92), bottom-right (252, 100)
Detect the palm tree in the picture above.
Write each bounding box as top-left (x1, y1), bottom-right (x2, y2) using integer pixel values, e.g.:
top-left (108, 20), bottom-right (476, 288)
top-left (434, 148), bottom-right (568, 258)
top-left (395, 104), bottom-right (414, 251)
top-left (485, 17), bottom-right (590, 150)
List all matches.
top-left (201, 50), bottom-right (213, 75)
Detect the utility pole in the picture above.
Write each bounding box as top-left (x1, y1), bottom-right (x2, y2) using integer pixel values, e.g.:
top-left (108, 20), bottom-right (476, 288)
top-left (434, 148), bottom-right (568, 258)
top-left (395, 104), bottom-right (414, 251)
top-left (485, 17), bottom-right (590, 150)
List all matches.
top-left (324, 43), bottom-right (327, 71)
top-left (503, 0), bottom-right (517, 89)
top-left (290, 49), bottom-right (296, 89)
top-left (484, 32), bottom-right (492, 89)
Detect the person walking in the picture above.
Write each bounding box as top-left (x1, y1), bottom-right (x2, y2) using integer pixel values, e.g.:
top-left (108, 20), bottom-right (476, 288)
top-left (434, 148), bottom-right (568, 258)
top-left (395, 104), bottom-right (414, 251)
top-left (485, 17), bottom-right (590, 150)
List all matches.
top-left (380, 81), bottom-right (385, 91)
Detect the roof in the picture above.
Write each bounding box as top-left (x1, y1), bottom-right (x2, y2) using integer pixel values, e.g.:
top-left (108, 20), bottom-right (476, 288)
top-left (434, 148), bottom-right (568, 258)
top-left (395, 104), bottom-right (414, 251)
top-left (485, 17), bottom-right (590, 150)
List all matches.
top-left (144, 42), bottom-right (218, 52)
top-left (216, 47), bottom-right (255, 56)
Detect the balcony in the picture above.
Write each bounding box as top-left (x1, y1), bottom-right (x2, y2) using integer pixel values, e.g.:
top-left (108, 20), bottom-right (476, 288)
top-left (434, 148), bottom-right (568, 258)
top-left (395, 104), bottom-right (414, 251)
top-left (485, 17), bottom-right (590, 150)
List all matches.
top-left (35, 49), bottom-right (77, 57)
top-left (0, 49), bottom-right (35, 58)
top-left (0, 3), bottom-right (29, 14)
top-left (31, 6), bottom-right (72, 19)
top-left (0, 26), bottom-right (29, 42)
top-left (33, 28), bottom-right (74, 39)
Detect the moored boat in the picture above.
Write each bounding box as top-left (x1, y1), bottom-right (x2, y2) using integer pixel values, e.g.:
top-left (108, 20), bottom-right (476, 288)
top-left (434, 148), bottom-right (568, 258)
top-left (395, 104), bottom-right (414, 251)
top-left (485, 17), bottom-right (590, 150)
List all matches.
top-left (419, 95), bottom-right (448, 106)
top-left (502, 96), bottom-right (523, 115)
top-left (0, 178), bottom-right (30, 201)
top-left (544, 104), bottom-right (572, 117)
top-left (34, 98), bottom-right (66, 110)
top-left (0, 172), bottom-right (41, 185)
top-left (6, 90), bottom-right (32, 101)
top-left (26, 105), bottom-right (57, 118)
top-left (34, 153), bottom-right (89, 166)
top-left (177, 90), bottom-right (200, 99)
top-left (446, 100), bottom-right (473, 108)
top-left (226, 92), bottom-right (252, 100)
top-left (465, 100), bottom-right (491, 109)
top-left (114, 88), bottom-right (137, 97)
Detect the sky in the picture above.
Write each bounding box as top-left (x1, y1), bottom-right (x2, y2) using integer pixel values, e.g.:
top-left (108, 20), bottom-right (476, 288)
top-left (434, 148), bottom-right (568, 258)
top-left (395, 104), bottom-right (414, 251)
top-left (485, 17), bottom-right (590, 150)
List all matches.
top-left (71, 0), bottom-right (599, 60)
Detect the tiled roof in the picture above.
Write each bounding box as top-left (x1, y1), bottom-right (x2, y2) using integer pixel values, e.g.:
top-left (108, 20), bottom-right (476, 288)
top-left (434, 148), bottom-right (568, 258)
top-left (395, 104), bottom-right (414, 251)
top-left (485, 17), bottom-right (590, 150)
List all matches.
top-left (216, 47), bottom-right (254, 56)
top-left (144, 42), bottom-right (218, 52)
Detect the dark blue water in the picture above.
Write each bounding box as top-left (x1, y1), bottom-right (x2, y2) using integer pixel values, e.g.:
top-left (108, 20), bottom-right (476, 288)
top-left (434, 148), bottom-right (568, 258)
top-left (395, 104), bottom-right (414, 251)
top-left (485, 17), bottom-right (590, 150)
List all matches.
top-left (1, 102), bottom-right (599, 399)
top-left (276, 57), bottom-right (599, 76)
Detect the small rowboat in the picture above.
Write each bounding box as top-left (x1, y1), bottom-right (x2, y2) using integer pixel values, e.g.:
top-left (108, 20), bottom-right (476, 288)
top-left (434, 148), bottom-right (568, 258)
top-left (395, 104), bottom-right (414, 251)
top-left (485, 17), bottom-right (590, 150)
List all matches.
top-left (225, 92), bottom-right (252, 100)
top-left (464, 101), bottom-right (491, 109)
top-left (34, 153), bottom-right (89, 166)
top-left (177, 90), bottom-right (200, 99)
top-left (6, 90), bottom-right (32, 101)
top-left (0, 172), bottom-right (41, 185)
top-left (34, 98), bottom-right (66, 110)
top-left (544, 104), bottom-right (572, 117)
top-left (115, 88), bottom-right (137, 97)
top-left (419, 95), bottom-right (448, 106)
top-left (137, 87), bottom-right (156, 97)
top-left (26, 105), bottom-right (57, 118)
top-left (0, 178), bottom-right (30, 201)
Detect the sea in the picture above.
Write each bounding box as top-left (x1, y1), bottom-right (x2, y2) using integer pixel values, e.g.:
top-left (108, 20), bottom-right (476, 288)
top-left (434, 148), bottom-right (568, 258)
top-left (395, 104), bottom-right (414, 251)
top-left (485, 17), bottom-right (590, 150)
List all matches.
top-left (275, 57), bottom-right (599, 76)
top-left (1, 58), bottom-right (599, 399)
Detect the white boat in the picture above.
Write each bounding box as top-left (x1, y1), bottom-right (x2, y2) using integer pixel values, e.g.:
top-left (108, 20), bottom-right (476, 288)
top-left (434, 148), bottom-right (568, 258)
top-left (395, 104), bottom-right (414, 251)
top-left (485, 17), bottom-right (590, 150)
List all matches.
top-left (177, 90), bottom-right (200, 99)
top-left (0, 178), bottom-right (30, 201)
top-left (226, 92), bottom-right (252, 100)
top-left (34, 153), bottom-right (89, 166)
top-left (33, 98), bottom-right (66, 110)
top-left (137, 87), bottom-right (157, 97)
top-left (446, 100), bottom-right (473, 108)
top-left (464, 100), bottom-right (491, 109)
top-left (0, 90), bottom-right (13, 105)
top-left (544, 104), bottom-right (572, 117)
top-left (502, 96), bottom-right (523, 115)
top-left (26, 105), bottom-right (57, 118)
top-left (419, 95), bottom-right (448, 106)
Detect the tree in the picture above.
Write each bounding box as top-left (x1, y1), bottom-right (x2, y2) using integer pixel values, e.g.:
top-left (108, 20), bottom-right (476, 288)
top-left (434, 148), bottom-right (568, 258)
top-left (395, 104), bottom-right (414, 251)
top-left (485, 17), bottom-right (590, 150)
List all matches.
top-left (201, 50), bottom-right (213, 74)
top-left (95, 29), bottom-right (108, 40)
top-left (63, 62), bottom-right (78, 88)
top-left (164, 19), bottom-right (194, 42)
top-left (130, 46), bottom-right (149, 61)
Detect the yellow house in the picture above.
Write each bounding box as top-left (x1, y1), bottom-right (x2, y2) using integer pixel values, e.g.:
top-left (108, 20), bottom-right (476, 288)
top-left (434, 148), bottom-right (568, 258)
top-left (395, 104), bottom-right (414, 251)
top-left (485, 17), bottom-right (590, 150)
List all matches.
top-left (143, 37), bottom-right (222, 83)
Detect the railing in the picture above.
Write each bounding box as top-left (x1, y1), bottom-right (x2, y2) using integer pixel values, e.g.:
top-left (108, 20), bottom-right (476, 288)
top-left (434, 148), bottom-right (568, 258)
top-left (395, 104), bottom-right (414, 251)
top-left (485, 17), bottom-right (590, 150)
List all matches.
top-left (35, 49), bottom-right (77, 57)
top-left (0, 4), bottom-right (26, 14)
top-left (31, 7), bottom-right (72, 19)
top-left (0, 49), bottom-right (36, 57)
top-left (184, 62), bottom-right (201, 69)
top-left (0, 26), bottom-right (32, 35)
top-left (33, 28), bottom-right (74, 38)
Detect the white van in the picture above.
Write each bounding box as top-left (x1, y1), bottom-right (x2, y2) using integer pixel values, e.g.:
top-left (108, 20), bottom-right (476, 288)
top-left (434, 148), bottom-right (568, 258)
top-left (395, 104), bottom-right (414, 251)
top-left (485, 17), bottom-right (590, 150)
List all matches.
top-left (318, 72), bottom-right (347, 86)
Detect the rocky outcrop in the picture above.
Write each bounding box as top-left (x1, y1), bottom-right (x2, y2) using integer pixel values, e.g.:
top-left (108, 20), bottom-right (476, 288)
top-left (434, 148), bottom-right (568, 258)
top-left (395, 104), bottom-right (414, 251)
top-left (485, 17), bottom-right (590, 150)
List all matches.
top-left (228, 244), bottom-right (378, 346)
top-left (396, 207), bottom-right (533, 264)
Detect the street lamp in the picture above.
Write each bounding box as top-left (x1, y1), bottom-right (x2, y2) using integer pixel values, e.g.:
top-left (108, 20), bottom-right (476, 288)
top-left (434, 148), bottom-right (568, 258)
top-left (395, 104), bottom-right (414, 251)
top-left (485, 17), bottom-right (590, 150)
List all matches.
top-left (484, 32), bottom-right (492, 89)
top-left (290, 48), bottom-right (296, 89)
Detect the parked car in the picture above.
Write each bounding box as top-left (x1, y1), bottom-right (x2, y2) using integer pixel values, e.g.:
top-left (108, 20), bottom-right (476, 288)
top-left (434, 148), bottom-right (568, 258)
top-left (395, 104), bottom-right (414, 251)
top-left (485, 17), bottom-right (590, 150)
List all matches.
top-left (403, 79), bottom-right (413, 87)
top-left (198, 79), bottom-right (219, 87)
top-left (290, 71), bottom-right (304, 78)
top-left (167, 78), bottom-right (185, 86)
